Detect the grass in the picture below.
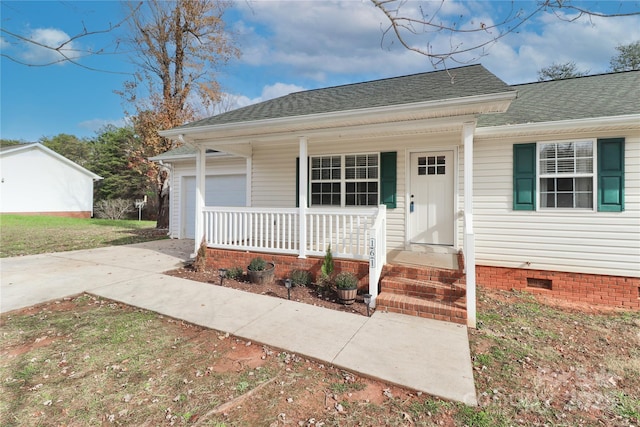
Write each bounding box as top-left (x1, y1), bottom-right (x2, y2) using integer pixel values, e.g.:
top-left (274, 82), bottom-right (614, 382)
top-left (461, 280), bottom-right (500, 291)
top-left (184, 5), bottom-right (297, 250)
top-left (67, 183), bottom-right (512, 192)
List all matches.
top-left (0, 214), bottom-right (166, 257)
top-left (1, 292), bottom-right (639, 426)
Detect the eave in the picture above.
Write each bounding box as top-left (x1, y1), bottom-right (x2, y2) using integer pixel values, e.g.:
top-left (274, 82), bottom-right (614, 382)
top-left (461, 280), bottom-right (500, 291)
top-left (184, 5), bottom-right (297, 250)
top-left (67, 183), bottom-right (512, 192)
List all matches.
top-left (475, 114), bottom-right (640, 139)
top-left (159, 91), bottom-right (517, 144)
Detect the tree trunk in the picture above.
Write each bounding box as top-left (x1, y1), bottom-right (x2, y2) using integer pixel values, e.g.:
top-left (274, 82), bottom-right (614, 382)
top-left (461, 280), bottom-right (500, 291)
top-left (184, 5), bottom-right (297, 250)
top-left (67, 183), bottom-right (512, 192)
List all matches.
top-left (156, 165), bottom-right (170, 229)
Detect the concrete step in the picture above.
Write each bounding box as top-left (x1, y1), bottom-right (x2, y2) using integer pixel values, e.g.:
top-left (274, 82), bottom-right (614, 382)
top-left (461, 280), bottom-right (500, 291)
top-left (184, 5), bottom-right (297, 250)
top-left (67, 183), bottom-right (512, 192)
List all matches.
top-left (376, 293), bottom-right (467, 325)
top-left (381, 276), bottom-right (466, 302)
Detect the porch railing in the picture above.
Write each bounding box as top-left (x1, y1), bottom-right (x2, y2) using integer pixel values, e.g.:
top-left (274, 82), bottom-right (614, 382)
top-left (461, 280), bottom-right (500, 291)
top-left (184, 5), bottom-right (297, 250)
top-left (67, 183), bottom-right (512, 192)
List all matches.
top-left (202, 205), bottom-right (387, 300)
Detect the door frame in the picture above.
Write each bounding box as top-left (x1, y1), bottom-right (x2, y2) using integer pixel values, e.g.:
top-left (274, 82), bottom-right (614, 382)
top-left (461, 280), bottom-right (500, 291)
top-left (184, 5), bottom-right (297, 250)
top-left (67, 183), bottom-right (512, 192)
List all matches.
top-left (404, 146), bottom-right (460, 250)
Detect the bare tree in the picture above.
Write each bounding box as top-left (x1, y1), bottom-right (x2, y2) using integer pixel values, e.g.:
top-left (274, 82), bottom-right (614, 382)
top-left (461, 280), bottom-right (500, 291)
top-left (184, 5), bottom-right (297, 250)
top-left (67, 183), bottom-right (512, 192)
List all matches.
top-left (371, 0), bottom-right (640, 68)
top-left (610, 40), bottom-right (640, 71)
top-left (117, 0), bottom-right (239, 229)
top-left (537, 61), bottom-right (589, 81)
top-left (1, 2), bottom-right (142, 73)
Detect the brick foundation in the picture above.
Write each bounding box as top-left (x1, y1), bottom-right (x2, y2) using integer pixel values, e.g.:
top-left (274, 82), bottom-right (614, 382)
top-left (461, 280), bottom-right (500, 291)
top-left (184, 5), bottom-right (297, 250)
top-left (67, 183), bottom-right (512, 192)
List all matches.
top-left (477, 265), bottom-right (640, 310)
top-left (205, 249), bottom-right (370, 290)
top-left (7, 211), bottom-right (93, 218)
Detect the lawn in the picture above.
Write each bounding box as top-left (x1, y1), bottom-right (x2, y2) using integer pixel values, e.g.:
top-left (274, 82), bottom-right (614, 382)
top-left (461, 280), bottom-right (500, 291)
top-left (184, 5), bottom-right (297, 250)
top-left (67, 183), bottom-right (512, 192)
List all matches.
top-left (1, 291), bottom-right (638, 426)
top-left (0, 214), bottom-right (167, 257)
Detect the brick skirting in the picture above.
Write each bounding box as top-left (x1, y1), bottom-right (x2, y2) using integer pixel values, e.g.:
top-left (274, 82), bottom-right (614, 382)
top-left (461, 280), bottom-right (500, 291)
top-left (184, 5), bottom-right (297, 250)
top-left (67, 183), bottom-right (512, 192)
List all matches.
top-left (205, 249), bottom-right (370, 290)
top-left (476, 265), bottom-right (640, 310)
top-left (6, 211), bottom-right (93, 218)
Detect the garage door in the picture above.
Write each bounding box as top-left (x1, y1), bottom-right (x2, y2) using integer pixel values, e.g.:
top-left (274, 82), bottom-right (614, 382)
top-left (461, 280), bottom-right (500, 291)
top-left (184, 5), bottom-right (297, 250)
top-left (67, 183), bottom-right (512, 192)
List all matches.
top-left (183, 175), bottom-right (246, 239)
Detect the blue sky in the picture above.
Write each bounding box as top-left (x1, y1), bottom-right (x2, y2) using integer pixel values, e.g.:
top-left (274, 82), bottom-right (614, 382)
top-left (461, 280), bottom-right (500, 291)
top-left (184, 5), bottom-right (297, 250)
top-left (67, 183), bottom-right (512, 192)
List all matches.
top-left (2, 0), bottom-right (639, 142)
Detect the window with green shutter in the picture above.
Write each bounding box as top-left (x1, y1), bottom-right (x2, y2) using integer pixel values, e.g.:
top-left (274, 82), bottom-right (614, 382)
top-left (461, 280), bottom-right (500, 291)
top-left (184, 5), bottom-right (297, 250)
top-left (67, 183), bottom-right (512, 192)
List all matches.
top-left (513, 139), bottom-right (625, 212)
top-left (597, 138), bottom-right (625, 212)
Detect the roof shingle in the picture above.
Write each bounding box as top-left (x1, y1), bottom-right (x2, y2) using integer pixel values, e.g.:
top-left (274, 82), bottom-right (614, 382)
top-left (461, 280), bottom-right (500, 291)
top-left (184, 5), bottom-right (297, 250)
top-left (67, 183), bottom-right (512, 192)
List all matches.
top-left (176, 64), bottom-right (511, 130)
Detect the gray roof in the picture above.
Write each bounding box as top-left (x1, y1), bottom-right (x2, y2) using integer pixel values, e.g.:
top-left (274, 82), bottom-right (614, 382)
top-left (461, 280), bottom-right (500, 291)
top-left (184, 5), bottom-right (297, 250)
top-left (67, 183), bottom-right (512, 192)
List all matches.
top-left (175, 64), bottom-right (512, 130)
top-left (478, 70), bottom-right (640, 127)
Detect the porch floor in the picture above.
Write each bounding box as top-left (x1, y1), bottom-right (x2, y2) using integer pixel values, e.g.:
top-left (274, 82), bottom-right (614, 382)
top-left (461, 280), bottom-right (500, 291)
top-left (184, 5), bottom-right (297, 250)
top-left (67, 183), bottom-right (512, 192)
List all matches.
top-left (387, 246), bottom-right (459, 270)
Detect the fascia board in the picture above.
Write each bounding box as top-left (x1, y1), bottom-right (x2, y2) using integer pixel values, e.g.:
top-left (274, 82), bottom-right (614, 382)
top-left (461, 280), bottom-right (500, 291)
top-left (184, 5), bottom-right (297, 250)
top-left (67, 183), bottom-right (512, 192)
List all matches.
top-left (475, 114), bottom-right (640, 138)
top-left (148, 151), bottom-right (231, 162)
top-left (159, 91), bottom-right (517, 141)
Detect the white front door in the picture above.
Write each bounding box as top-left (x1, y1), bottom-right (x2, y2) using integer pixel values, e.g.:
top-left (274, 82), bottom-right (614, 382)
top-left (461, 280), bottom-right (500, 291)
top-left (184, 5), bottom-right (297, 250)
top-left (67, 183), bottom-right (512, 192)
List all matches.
top-left (409, 151), bottom-right (454, 245)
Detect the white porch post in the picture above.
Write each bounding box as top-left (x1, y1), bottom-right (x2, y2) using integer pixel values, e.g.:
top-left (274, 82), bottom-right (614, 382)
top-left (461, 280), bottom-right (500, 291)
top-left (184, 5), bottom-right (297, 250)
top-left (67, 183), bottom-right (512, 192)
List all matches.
top-left (463, 121), bottom-right (477, 328)
top-left (298, 137), bottom-right (308, 258)
top-left (193, 145), bottom-right (206, 256)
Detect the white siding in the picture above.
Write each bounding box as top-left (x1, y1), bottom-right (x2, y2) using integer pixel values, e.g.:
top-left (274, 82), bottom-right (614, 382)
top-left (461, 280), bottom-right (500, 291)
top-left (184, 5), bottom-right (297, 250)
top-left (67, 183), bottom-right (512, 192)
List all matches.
top-left (474, 132), bottom-right (640, 278)
top-left (250, 132), bottom-right (461, 251)
top-left (0, 147), bottom-right (95, 214)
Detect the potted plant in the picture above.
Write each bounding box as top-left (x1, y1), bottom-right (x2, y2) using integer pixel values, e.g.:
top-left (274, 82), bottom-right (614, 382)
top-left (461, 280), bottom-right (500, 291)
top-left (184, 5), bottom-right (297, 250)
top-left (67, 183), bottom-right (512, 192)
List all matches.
top-left (247, 257), bottom-right (275, 285)
top-left (335, 272), bottom-right (358, 305)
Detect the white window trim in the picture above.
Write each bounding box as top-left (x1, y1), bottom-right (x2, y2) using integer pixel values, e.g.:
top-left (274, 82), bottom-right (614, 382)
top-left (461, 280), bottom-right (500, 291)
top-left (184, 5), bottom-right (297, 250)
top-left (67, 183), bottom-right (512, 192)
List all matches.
top-left (536, 138), bottom-right (597, 212)
top-left (309, 152), bottom-right (380, 207)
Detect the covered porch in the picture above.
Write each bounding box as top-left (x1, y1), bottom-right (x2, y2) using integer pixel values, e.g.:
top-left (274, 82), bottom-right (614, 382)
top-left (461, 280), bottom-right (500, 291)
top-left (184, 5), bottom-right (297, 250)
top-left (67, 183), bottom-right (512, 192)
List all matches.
top-left (158, 67), bottom-right (518, 329)
top-left (176, 120), bottom-right (479, 326)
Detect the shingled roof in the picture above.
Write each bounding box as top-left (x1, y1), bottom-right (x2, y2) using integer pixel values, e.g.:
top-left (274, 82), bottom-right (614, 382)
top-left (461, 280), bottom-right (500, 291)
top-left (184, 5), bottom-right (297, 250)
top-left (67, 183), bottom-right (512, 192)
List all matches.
top-left (478, 70), bottom-right (640, 127)
top-left (175, 64), bottom-right (511, 130)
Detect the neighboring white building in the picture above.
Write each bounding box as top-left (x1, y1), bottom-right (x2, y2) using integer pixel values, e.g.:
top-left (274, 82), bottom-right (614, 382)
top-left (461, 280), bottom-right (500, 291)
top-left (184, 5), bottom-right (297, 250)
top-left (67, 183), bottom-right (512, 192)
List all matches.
top-left (157, 65), bottom-right (640, 323)
top-left (0, 143), bottom-right (102, 218)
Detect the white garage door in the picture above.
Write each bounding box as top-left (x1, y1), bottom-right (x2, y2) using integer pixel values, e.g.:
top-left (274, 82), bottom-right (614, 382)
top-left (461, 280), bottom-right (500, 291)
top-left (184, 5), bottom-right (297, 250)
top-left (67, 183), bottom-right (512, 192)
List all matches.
top-left (183, 175), bottom-right (246, 239)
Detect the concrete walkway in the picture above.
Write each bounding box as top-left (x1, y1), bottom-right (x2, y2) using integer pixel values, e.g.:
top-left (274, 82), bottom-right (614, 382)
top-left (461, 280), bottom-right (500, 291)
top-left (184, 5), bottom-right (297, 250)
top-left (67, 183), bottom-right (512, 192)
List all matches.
top-left (0, 239), bottom-right (477, 405)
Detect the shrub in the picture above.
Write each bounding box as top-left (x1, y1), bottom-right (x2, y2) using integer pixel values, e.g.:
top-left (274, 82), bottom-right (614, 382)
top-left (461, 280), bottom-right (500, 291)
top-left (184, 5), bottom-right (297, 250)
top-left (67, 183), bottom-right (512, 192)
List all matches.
top-left (290, 269), bottom-right (312, 286)
top-left (248, 257), bottom-right (267, 271)
top-left (193, 239), bottom-right (207, 272)
top-left (226, 266), bottom-right (244, 280)
top-left (94, 199), bottom-right (135, 220)
top-left (321, 246), bottom-right (334, 279)
top-left (335, 272), bottom-right (358, 289)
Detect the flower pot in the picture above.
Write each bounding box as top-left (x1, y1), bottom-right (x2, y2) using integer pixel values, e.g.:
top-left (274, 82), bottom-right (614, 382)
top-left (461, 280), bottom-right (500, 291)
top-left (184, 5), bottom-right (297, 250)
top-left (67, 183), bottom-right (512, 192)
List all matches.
top-left (247, 262), bottom-right (275, 285)
top-left (336, 287), bottom-right (358, 305)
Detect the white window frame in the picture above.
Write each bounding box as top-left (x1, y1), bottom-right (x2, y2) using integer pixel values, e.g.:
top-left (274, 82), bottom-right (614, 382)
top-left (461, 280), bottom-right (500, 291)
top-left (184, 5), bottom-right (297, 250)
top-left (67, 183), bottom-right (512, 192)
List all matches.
top-left (309, 152), bottom-right (380, 207)
top-left (536, 139), bottom-right (597, 211)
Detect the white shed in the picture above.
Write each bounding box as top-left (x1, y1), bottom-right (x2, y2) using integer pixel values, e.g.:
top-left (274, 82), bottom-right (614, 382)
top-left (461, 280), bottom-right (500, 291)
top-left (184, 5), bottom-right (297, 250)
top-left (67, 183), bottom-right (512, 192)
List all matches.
top-left (0, 143), bottom-right (102, 218)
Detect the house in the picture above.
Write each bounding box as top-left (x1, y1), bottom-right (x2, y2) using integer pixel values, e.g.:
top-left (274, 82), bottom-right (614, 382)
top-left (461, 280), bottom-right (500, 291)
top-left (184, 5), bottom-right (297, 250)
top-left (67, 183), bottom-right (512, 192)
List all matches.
top-left (157, 65), bottom-right (640, 327)
top-left (0, 143), bottom-right (102, 218)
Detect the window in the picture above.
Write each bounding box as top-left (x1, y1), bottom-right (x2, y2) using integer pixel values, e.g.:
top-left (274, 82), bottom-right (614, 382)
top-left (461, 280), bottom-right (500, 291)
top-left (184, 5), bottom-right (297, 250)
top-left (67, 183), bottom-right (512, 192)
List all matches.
top-left (539, 141), bottom-right (594, 209)
top-left (310, 154), bottom-right (379, 207)
top-left (417, 155), bottom-right (446, 175)
top-left (513, 138), bottom-right (624, 212)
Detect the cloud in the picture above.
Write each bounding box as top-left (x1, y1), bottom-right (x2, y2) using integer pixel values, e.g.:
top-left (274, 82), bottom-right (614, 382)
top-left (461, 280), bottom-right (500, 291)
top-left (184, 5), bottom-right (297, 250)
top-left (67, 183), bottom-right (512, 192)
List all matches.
top-left (230, 0), bottom-right (640, 89)
top-left (20, 28), bottom-right (81, 65)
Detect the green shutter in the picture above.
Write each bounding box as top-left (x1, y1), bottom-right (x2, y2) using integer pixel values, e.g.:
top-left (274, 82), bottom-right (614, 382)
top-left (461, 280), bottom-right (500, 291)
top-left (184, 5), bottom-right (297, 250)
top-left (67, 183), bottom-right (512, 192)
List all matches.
top-left (513, 143), bottom-right (536, 211)
top-left (380, 152), bottom-right (397, 209)
top-left (597, 138), bottom-right (624, 212)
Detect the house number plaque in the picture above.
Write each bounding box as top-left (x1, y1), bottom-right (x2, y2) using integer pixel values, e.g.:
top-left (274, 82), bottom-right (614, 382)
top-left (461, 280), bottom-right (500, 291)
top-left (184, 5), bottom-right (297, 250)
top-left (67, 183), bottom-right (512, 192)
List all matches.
top-left (369, 238), bottom-right (376, 268)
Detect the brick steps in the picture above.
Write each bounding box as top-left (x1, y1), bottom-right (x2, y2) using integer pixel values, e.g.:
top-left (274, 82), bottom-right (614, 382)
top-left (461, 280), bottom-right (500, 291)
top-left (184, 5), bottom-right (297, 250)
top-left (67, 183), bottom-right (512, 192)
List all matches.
top-left (381, 276), bottom-right (465, 302)
top-left (375, 263), bottom-right (467, 325)
top-left (375, 293), bottom-right (467, 325)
